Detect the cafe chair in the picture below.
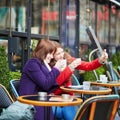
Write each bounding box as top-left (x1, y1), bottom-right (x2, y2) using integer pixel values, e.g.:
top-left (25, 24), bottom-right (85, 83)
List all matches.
top-left (0, 84), bottom-right (14, 114)
top-left (10, 79), bottom-right (20, 100)
top-left (106, 61), bottom-right (120, 82)
top-left (88, 48), bottom-right (99, 80)
top-left (72, 74), bottom-right (80, 85)
top-left (74, 94), bottom-right (119, 120)
top-left (113, 68), bottom-right (120, 81)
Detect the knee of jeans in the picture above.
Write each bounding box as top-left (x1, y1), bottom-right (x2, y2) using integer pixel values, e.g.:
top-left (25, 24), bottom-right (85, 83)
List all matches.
top-left (62, 106), bottom-right (77, 120)
top-left (52, 107), bottom-right (63, 119)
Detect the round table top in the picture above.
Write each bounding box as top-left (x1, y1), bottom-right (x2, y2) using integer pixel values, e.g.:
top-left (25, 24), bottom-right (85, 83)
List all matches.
top-left (91, 81), bottom-right (120, 88)
top-left (18, 95), bottom-right (83, 107)
top-left (60, 85), bottom-right (112, 95)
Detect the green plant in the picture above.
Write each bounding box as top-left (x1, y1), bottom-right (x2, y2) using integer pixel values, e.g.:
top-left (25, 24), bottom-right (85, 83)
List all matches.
top-left (111, 51), bottom-right (120, 69)
top-left (10, 71), bottom-right (21, 80)
top-left (0, 45), bottom-right (10, 90)
top-left (83, 66), bottom-right (106, 81)
top-left (0, 45), bottom-right (21, 91)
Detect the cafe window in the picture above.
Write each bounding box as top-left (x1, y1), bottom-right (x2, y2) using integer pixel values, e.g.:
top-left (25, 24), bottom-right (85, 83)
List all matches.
top-left (96, 5), bottom-right (109, 44)
top-left (116, 8), bottom-right (120, 45)
top-left (0, 0), bottom-right (27, 32)
top-left (32, 0), bottom-right (59, 36)
top-left (80, 0), bottom-right (91, 44)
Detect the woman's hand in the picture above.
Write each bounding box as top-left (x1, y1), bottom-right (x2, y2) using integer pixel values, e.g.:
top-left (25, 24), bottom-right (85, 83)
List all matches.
top-left (99, 49), bottom-right (108, 64)
top-left (68, 58), bottom-right (81, 71)
top-left (54, 59), bottom-right (67, 71)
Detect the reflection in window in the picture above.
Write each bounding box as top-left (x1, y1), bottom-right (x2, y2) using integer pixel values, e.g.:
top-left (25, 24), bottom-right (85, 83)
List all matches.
top-left (60, 0), bottom-right (77, 56)
top-left (80, 0), bottom-right (92, 44)
top-left (0, 0), bottom-right (27, 32)
top-left (116, 9), bottom-right (120, 45)
top-left (32, 0), bottom-right (59, 36)
top-left (96, 5), bottom-right (109, 44)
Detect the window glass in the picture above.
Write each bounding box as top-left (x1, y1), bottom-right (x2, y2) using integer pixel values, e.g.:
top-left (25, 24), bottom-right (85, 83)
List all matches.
top-left (0, 0), bottom-right (27, 32)
top-left (32, 0), bottom-right (59, 36)
top-left (0, 0), bottom-right (59, 36)
top-left (80, 0), bottom-right (93, 44)
top-left (110, 6), bottom-right (120, 45)
top-left (97, 5), bottom-right (109, 44)
top-left (116, 9), bottom-right (120, 45)
top-left (60, 0), bottom-right (76, 56)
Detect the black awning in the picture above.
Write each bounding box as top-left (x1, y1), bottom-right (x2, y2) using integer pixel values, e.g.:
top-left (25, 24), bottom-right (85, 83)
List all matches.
top-left (90, 0), bottom-right (120, 7)
top-left (109, 0), bottom-right (120, 6)
top-left (90, 0), bottom-right (108, 4)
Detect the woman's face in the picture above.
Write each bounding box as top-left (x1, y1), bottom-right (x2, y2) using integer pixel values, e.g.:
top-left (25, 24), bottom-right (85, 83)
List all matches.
top-left (45, 53), bottom-right (54, 63)
top-left (54, 48), bottom-right (64, 61)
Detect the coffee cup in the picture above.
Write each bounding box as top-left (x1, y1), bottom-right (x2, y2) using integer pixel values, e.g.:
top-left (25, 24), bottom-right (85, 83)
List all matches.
top-left (100, 75), bottom-right (108, 83)
top-left (38, 92), bottom-right (47, 101)
top-left (62, 94), bottom-right (70, 100)
top-left (83, 81), bottom-right (91, 90)
top-left (61, 59), bottom-right (67, 71)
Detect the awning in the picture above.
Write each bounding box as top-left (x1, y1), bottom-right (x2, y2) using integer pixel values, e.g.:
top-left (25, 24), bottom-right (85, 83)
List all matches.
top-left (90, 0), bottom-right (120, 7)
top-left (109, 0), bottom-right (120, 6)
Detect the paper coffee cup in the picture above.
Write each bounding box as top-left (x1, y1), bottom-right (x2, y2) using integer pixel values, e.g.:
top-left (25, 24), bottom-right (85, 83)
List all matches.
top-left (61, 59), bottom-right (67, 70)
top-left (100, 75), bottom-right (108, 83)
top-left (83, 81), bottom-right (91, 90)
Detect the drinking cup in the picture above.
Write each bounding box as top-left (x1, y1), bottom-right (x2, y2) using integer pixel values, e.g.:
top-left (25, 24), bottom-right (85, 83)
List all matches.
top-left (38, 92), bottom-right (47, 101)
top-left (83, 81), bottom-right (91, 90)
top-left (62, 94), bottom-right (70, 100)
top-left (61, 59), bottom-right (67, 71)
top-left (100, 75), bottom-right (108, 83)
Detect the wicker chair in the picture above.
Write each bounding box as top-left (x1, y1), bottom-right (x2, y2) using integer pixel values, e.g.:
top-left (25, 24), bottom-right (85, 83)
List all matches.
top-left (0, 84), bottom-right (14, 114)
top-left (74, 94), bottom-right (119, 120)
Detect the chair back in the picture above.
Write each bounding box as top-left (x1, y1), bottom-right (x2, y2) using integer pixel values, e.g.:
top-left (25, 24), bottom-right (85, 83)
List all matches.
top-left (74, 94), bottom-right (119, 120)
top-left (72, 74), bottom-right (80, 85)
top-left (10, 79), bottom-right (20, 100)
top-left (0, 84), bottom-right (13, 113)
top-left (106, 62), bottom-right (120, 94)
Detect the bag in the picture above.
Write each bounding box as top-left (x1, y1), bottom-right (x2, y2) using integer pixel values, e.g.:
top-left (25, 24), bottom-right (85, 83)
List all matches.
top-left (0, 101), bottom-right (36, 120)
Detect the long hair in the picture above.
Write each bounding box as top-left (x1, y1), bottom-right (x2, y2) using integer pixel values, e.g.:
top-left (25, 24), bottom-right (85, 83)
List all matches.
top-left (49, 41), bottom-right (73, 67)
top-left (32, 39), bottom-right (56, 62)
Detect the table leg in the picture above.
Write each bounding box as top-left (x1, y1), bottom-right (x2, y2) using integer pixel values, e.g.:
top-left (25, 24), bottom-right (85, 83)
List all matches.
top-left (44, 107), bottom-right (50, 120)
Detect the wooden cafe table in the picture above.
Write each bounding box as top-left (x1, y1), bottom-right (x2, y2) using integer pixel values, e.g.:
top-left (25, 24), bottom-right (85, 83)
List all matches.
top-left (91, 80), bottom-right (120, 88)
top-left (91, 80), bottom-right (120, 94)
top-left (60, 85), bottom-right (112, 95)
top-left (18, 94), bottom-right (83, 120)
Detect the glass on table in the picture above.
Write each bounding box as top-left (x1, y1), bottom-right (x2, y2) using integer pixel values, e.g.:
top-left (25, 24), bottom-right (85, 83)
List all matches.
top-left (83, 81), bottom-right (91, 90)
top-left (38, 92), bottom-right (47, 101)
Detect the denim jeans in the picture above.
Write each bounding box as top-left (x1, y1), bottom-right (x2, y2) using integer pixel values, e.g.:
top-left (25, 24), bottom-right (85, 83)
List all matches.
top-left (52, 106), bottom-right (78, 120)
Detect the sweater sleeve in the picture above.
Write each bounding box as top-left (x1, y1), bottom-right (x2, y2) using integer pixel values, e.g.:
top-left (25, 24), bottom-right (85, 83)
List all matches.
top-left (76, 58), bottom-right (102, 71)
top-left (56, 66), bottom-right (73, 85)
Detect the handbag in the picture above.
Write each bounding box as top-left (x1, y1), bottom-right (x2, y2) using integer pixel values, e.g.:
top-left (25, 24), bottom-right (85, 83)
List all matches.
top-left (0, 101), bottom-right (36, 120)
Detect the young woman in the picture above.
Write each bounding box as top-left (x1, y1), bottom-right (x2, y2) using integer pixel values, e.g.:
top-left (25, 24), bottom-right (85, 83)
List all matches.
top-left (18, 39), bottom-right (69, 120)
top-left (50, 41), bottom-right (108, 120)
top-left (50, 41), bottom-right (108, 95)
